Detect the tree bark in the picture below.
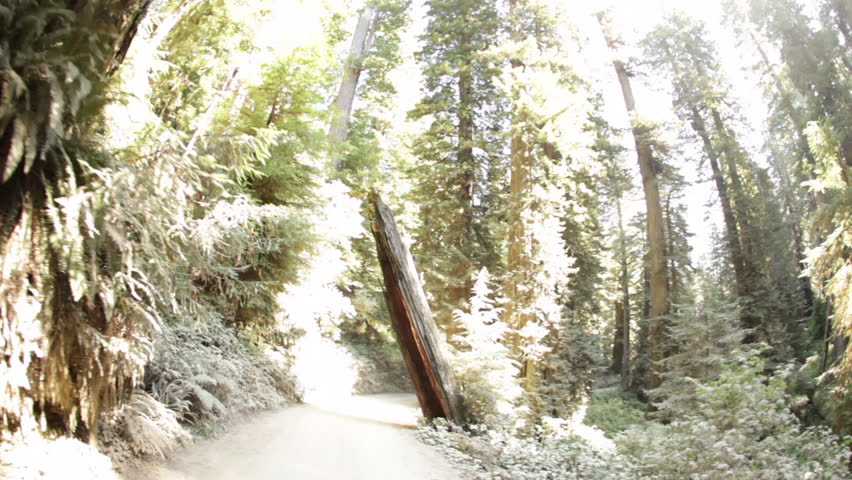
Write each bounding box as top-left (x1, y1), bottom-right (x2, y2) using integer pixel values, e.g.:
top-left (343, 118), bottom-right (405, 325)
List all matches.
top-left (328, 7), bottom-right (377, 168)
top-left (611, 301), bottom-right (626, 373)
top-left (504, 0), bottom-right (539, 391)
top-left (598, 16), bottom-right (669, 390)
top-left (371, 194), bottom-right (466, 425)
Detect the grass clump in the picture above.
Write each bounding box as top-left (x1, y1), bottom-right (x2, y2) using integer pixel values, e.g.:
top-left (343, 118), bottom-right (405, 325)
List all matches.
top-left (583, 387), bottom-right (645, 437)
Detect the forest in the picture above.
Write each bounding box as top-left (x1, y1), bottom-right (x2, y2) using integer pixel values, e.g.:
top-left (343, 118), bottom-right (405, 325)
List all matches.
top-left (0, 0), bottom-right (851, 478)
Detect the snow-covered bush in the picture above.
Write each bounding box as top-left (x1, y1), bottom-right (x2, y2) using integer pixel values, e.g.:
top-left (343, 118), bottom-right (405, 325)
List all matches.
top-left (99, 391), bottom-right (190, 461)
top-left (143, 319), bottom-right (299, 424)
top-left (618, 359), bottom-right (850, 479)
top-left (450, 269), bottom-right (523, 426)
top-left (418, 419), bottom-right (642, 480)
top-left (100, 317), bottom-right (298, 463)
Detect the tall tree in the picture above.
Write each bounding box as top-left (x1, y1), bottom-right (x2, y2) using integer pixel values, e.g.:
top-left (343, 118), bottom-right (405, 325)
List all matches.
top-left (328, 5), bottom-right (379, 156)
top-left (597, 12), bottom-right (670, 390)
top-left (408, 0), bottom-right (505, 333)
top-left (498, 2), bottom-right (600, 413)
top-left (643, 14), bottom-right (801, 348)
top-left (598, 121), bottom-right (634, 387)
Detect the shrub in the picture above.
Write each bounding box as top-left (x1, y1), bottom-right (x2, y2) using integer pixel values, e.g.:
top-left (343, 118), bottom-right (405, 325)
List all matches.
top-left (583, 388), bottom-right (645, 437)
top-left (143, 319), bottom-right (299, 424)
top-left (617, 359), bottom-right (851, 479)
top-left (418, 419), bottom-right (642, 480)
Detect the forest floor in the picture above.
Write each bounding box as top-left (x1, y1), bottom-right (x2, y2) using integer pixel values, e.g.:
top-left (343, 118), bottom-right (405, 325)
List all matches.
top-left (123, 394), bottom-right (462, 480)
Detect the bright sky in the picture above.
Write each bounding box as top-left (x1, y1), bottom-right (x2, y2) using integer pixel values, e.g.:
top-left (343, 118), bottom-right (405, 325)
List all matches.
top-left (250, 0), bottom-right (774, 264)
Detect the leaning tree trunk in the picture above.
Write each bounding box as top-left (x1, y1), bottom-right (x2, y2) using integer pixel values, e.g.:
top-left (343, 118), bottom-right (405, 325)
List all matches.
top-left (370, 194), bottom-right (466, 425)
top-left (598, 15), bottom-right (669, 391)
top-left (1, 0), bottom-right (153, 442)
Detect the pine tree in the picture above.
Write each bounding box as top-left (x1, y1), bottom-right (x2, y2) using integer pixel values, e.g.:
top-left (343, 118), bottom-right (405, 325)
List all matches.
top-left (652, 269), bottom-right (746, 421)
top-left (408, 0), bottom-right (506, 333)
top-left (597, 116), bottom-right (634, 387)
top-left (643, 14), bottom-right (801, 351)
top-left (451, 268), bottom-right (522, 426)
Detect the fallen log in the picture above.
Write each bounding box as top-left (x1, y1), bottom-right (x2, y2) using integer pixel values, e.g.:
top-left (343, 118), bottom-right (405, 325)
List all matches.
top-left (370, 193), bottom-right (466, 424)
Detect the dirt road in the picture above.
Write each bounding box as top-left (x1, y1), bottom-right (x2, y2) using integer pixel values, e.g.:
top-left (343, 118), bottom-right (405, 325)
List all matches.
top-left (133, 394), bottom-right (461, 480)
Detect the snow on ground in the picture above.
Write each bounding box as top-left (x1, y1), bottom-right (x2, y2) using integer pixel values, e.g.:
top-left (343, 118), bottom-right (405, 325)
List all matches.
top-left (0, 435), bottom-right (120, 480)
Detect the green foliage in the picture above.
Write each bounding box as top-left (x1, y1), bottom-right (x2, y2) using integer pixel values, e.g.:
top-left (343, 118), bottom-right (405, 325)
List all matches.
top-left (583, 388), bottom-right (645, 438)
top-left (99, 318), bottom-right (298, 462)
top-left (150, 0), bottom-right (257, 130)
top-left (0, 0), bottom-right (157, 440)
top-left (407, 0), bottom-right (508, 327)
top-left (0, 1), bottom-right (92, 186)
top-left (144, 319), bottom-right (298, 424)
top-left (651, 272), bottom-right (748, 420)
top-left (618, 358), bottom-right (851, 479)
top-left (643, 13), bottom-right (801, 350)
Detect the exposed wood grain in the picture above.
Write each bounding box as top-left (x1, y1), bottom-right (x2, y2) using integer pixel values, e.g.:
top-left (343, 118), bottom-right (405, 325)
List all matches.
top-left (370, 194), bottom-right (466, 424)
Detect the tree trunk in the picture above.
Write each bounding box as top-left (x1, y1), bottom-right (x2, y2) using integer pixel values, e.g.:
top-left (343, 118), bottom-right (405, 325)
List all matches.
top-left (615, 197), bottom-right (631, 387)
top-left (611, 301), bottom-right (626, 373)
top-left (371, 194), bottom-right (466, 425)
top-left (598, 17), bottom-right (669, 390)
top-left (328, 7), bottom-right (377, 168)
top-left (1, 0), bottom-right (154, 442)
top-left (504, 0), bottom-right (539, 391)
top-left (710, 108), bottom-right (766, 343)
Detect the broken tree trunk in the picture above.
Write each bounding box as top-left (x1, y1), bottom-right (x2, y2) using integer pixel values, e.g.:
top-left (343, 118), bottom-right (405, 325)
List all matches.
top-left (370, 194), bottom-right (466, 425)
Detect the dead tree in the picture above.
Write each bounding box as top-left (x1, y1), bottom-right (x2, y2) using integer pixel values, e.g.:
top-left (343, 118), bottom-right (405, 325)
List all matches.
top-left (370, 194), bottom-right (466, 424)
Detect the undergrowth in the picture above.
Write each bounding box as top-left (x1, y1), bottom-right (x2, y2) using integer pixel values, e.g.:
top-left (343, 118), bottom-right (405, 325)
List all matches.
top-left (583, 387), bottom-right (645, 437)
top-left (419, 358), bottom-right (851, 480)
top-left (99, 318), bottom-right (299, 464)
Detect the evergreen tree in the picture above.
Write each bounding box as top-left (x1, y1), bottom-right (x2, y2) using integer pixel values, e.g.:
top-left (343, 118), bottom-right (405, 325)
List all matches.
top-left (451, 268), bottom-right (522, 426)
top-left (502, 0), bottom-right (591, 392)
top-left (643, 14), bottom-right (801, 351)
top-left (733, 0), bottom-right (851, 386)
top-left (407, 0), bottom-right (506, 333)
top-left (652, 270), bottom-right (746, 420)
